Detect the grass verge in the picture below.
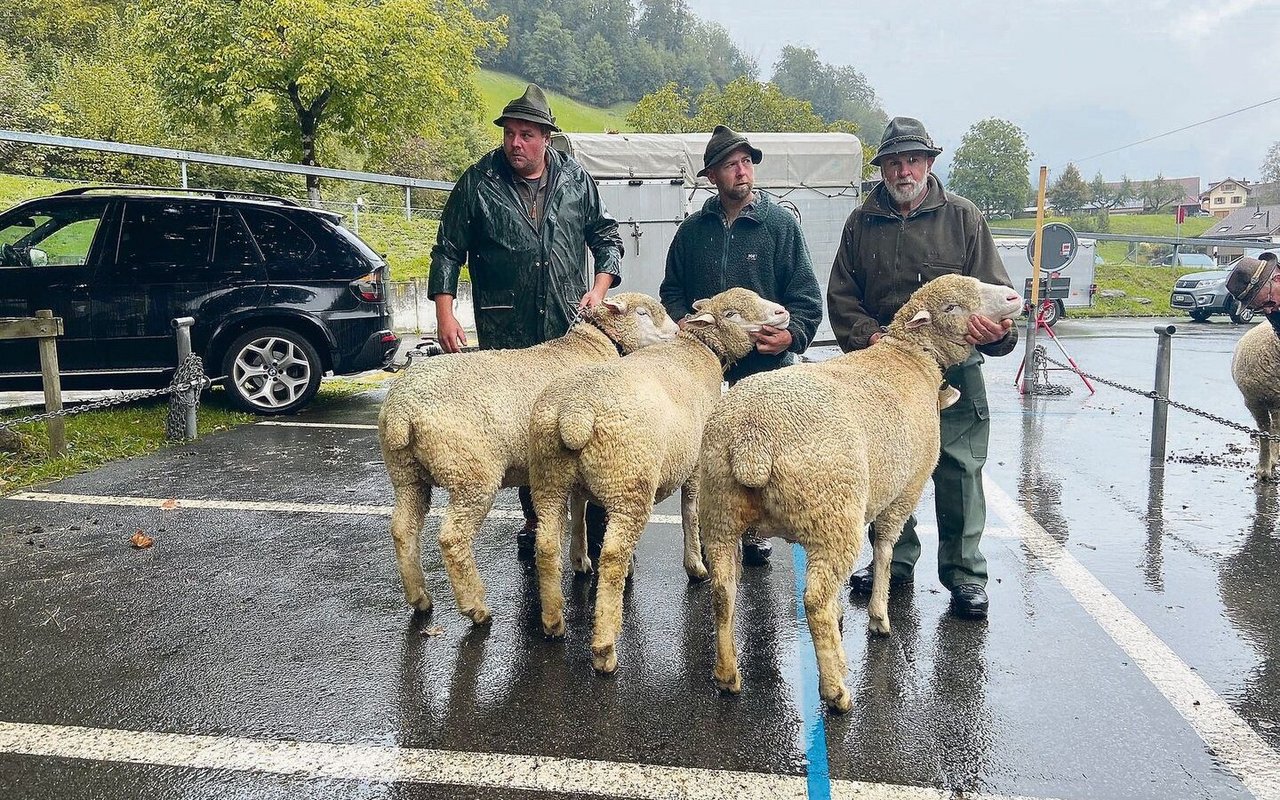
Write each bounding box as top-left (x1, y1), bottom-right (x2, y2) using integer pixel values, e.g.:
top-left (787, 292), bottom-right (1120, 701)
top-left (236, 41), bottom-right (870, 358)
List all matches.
top-left (0, 378), bottom-right (386, 494)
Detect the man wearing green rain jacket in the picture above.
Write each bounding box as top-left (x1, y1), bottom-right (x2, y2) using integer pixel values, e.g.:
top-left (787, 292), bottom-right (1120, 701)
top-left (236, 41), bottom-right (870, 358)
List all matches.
top-left (428, 83), bottom-right (623, 554)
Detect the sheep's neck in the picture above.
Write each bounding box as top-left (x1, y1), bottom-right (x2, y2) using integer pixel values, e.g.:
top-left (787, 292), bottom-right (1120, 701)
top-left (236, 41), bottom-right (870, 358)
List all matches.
top-left (678, 329), bottom-right (732, 373)
top-left (879, 333), bottom-right (966, 373)
top-left (576, 318), bottom-right (627, 356)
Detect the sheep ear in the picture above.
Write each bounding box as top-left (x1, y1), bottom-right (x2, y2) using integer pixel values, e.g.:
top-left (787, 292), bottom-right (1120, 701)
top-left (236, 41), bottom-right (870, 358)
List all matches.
top-left (684, 312), bottom-right (716, 328)
top-left (691, 298), bottom-right (708, 311)
top-left (602, 297), bottom-right (627, 315)
top-left (906, 308), bottom-right (932, 329)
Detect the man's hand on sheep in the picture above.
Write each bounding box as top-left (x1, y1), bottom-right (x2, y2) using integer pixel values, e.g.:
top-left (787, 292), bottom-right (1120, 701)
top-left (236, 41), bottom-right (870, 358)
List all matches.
top-left (752, 324), bottom-right (793, 355)
top-left (965, 314), bottom-right (1013, 346)
top-left (577, 274), bottom-right (614, 311)
top-left (437, 314), bottom-right (469, 353)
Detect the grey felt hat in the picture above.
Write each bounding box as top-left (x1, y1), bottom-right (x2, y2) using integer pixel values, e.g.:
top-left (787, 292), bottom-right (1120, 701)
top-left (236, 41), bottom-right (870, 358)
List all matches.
top-left (697, 125), bottom-right (763, 178)
top-left (870, 116), bottom-right (942, 166)
top-left (494, 83), bottom-right (560, 132)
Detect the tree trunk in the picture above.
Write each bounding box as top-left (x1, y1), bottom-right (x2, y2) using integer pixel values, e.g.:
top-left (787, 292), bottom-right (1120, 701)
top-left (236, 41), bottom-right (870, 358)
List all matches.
top-left (289, 82), bottom-right (330, 205)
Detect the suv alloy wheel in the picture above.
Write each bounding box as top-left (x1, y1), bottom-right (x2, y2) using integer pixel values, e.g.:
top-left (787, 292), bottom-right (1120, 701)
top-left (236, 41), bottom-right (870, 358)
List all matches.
top-left (221, 326), bottom-right (323, 414)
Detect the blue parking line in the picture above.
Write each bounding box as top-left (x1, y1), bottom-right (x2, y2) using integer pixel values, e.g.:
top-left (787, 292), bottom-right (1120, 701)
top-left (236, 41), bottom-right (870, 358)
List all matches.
top-left (792, 544), bottom-right (832, 800)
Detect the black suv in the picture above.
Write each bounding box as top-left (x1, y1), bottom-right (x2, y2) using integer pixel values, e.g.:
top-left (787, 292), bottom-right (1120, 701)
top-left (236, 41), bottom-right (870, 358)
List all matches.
top-left (0, 187), bottom-right (399, 414)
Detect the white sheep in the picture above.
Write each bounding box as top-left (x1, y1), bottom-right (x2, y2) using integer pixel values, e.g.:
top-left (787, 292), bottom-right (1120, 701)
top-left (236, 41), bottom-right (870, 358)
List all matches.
top-left (528, 287), bottom-right (790, 674)
top-left (699, 274), bottom-right (1023, 711)
top-left (378, 293), bottom-right (678, 624)
top-left (1231, 322), bottom-right (1280, 481)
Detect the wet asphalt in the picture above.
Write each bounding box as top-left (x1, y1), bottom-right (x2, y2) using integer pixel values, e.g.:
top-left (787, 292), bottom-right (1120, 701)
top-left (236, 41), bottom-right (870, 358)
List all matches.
top-left (1, 315), bottom-right (1278, 799)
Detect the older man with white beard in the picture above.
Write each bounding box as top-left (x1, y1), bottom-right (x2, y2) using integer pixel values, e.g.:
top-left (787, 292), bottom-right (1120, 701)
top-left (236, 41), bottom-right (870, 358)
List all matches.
top-left (826, 116), bottom-right (1017, 619)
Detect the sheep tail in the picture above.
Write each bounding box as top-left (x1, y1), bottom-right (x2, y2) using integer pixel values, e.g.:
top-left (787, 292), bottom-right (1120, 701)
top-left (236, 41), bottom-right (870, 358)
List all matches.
top-left (728, 428), bottom-right (772, 488)
top-left (557, 401), bottom-right (596, 451)
top-left (380, 406), bottom-right (414, 452)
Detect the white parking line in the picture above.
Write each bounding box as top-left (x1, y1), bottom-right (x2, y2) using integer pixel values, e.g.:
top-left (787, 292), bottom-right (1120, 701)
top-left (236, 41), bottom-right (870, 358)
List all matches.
top-left (5, 491), bottom-right (685, 526)
top-left (0, 721), bottom-right (1057, 800)
top-left (984, 477), bottom-right (1280, 800)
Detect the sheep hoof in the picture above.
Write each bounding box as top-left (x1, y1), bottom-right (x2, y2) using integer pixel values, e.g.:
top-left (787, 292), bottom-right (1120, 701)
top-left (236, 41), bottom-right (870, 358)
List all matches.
top-left (462, 605), bottom-right (492, 626)
top-left (407, 592), bottom-right (433, 615)
top-left (572, 555), bottom-right (594, 575)
top-left (823, 684), bottom-right (852, 713)
top-left (868, 616), bottom-right (891, 636)
top-left (592, 645), bottom-right (618, 674)
top-left (713, 665), bottom-right (742, 694)
top-left (542, 615), bottom-right (566, 638)
top-left (684, 560), bottom-right (709, 582)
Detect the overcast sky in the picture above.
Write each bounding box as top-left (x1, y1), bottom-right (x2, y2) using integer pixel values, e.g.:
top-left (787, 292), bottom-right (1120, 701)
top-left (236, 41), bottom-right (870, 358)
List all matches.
top-left (684, 0), bottom-right (1280, 189)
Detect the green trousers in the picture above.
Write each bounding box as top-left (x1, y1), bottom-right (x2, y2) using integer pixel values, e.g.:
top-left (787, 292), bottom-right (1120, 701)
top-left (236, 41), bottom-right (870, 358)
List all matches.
top-left (886, 358), bottom-right (991, 589)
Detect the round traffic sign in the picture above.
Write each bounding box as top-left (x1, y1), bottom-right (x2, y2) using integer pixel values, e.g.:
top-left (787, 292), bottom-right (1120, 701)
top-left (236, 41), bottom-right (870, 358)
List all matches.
top-left (1027, 222), bottom-right (1079, 271)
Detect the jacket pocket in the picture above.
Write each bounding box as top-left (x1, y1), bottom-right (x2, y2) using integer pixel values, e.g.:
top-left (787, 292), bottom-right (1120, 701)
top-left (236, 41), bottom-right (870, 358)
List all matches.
top-left (476, 288), bottom-right (517, 311)
top-left (921, 260), bottom-right (963, 283)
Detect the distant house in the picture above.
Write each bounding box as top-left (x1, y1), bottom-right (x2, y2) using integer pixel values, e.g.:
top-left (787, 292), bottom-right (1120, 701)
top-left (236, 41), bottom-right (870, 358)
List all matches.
top-left (1197, 203), bottom-right (1280, 261)
top-left (1201, 178), bottom-right (1252, 219)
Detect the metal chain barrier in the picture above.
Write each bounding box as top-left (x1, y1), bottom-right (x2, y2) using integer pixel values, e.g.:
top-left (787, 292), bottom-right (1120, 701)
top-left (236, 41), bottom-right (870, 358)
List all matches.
top-left (1038, 350), bottom-right (1280, 441)
top-left (0, 353), bottom-right (212, 435)
top-left (166, 354), bottom-right (212, 440)
top-left (1026, 345), bottom-right (1073, 396)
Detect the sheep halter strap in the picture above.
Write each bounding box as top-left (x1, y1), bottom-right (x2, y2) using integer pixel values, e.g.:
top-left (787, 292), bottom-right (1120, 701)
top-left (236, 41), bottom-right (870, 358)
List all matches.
top-left (579, 316), bottom-right (627, 356)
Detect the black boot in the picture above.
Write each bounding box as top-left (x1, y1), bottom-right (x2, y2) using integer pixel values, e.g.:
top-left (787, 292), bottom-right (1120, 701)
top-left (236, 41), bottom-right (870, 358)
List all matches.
top-left (516, 486), bottom-right (538, 558)
top-left (585, 502), bottom-right (608, 563)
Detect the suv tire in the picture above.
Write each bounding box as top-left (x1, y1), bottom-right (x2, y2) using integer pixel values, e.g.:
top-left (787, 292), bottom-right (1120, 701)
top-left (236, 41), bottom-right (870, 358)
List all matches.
top-left (221, 327), bottom-right (323, 415)
top-left (1189, 308), bottom-right (1212, 322)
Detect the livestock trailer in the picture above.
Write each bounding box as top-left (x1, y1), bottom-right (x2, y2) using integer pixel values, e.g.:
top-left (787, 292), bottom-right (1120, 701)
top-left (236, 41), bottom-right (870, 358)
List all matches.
top-left (551, 131), bottom-right (863, 345)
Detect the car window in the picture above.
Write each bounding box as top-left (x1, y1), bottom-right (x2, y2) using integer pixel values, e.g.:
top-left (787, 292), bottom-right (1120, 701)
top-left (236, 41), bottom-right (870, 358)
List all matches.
top-left (241, 207), bottom-right (316, 263)
top-left (116, 200), bottom-right (216, 281)
top-left (214, 208), bottom-right (262, 267)
top-left (0, 200), bottom-right (106, 268)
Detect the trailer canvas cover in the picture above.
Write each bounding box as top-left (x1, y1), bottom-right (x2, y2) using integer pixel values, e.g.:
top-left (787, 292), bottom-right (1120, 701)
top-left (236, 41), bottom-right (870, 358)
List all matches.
top-left (552, 132), bottom-right (863, 344)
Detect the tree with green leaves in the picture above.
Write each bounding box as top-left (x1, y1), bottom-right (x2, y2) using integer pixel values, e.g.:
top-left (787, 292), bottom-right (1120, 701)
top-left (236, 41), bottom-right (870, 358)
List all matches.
top-left (1088, 171), bottom-right (1133, 210)
top-left (139, 0), bottom-right (504, 201)
top-left (520, 11), bottom-right (584, 97)
top-left (625, 82), bottom-right (695, 133)
top-left (945, 118), bottom-right (1031, 217)
top-left (1140, 174), bottom-right (1185, 213)
top-left (770, 45), bottom-right (885, 136)
top-left (1047, 162), bottom-right (1089, 215)
top-left (692, 77), bottom-right (828, 133)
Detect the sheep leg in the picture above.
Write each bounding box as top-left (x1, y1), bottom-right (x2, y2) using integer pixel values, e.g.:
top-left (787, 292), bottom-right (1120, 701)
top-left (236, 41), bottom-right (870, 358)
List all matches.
top-left (680, 478), bottom-right (708, 581)
top-left (1245, 399), bottom-right (1277, 480)
top-left (533, 484), bottom-right (572, 638)
top-left (389, 481), bottom-right (434, 614)
top-left (803, 547), bottom-right (853, 713)
top-left (438, 486), bottom-right (497, 625)
top-left (567, 490), bottom-right (591, 574)
top-left (707, 531), bottom-right (743, 694)
top-left (869, 498), bottom-right (914, 635)
top-left (590, 501), bottom-right (650, 674)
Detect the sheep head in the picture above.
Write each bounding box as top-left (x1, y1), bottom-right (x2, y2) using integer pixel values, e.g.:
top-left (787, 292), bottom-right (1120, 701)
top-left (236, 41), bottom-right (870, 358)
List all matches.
top-left (584, 292), bottom-right (680, 353)
top-left (682, 287), bottom-right (790, 366)
top-left (887, 274), bottom-right (1023, 368)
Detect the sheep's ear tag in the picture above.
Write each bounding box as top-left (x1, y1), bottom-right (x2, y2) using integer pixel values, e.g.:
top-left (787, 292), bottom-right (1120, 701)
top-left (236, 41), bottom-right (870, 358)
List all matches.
top-left (938, 384), bottom-right (961, 410)
top-left (685, 312), bottom-right (716, 328)
top-left (906, 309), bottom-right (932, 329)
top-left (602, 298), bottom-right (626, 314)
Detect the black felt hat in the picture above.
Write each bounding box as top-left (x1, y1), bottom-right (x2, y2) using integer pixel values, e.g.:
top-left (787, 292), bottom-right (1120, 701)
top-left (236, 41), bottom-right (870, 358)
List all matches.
top-left (494, 83), bottom-right (560, 132)
top-left (697, 125), bottom-right (762, 178)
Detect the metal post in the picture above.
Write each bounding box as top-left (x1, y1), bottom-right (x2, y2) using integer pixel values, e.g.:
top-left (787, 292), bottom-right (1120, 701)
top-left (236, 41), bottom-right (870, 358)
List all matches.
top-left (180, 160), bottom-right (188, 189)
top-left (1150, 324), bottom-right (1176, 467)
top-left (35, 310), bottom-right (66, 456)
top-left (172, 317), bottom-right (197, 440)
top-left (1021, 166), bottom-right (1049, 393)
top-left (405, 185), bottom-right (412, 220)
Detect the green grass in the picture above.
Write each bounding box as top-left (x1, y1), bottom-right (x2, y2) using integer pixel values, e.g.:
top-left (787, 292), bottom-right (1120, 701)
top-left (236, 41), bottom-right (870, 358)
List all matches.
top-left (1074, 264), bottom-right (1202, 318)
top-left (993, 213), bottom-right (1217, 264)
top-left (0, 379), bottom-right (385, 493)
top-left (475, 69), bottom-right (634, 137)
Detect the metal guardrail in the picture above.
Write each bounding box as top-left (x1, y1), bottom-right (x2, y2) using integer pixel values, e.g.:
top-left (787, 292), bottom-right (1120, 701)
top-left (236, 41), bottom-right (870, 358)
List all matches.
top-left (990, 226), bottom-right (1276, 250)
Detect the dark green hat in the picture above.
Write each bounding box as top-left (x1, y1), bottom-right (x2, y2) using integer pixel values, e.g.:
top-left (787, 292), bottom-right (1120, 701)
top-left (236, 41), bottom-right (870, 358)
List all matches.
top-left (870, 116), bottom-right (942, 166)
top-left (494, 83), bottom-right (560, 132)
top-left (1226, 252), bottom-right (1279, 306)
top-left (698, 125), bottom-right (762, 178)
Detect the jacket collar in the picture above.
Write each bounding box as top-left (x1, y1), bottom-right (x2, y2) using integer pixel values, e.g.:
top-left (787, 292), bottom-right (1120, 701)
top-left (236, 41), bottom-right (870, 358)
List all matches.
top-left (483, 145), bottom-right (567, 184)
top-left (863, 173), bottom-right (946, 220)
top-left (703, 189), bottom-right (767, 224)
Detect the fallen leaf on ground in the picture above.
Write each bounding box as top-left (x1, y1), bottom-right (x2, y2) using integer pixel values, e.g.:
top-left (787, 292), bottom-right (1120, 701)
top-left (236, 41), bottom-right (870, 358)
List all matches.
top-left (129, 531), bottom-right (154, 549)
top-left (160, 499), bottom-right (179, 510)
top-left (422, 625), bottom-right (445, 637)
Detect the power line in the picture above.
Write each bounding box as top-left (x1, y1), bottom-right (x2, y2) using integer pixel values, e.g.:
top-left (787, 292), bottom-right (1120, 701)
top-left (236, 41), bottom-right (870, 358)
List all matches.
top-left (1071, 94), bottom-right (1280, 166)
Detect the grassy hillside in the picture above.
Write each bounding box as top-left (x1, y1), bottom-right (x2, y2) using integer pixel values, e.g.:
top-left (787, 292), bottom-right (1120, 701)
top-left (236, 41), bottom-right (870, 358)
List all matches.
top-left (475, 69), bottom-right (633, 137)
